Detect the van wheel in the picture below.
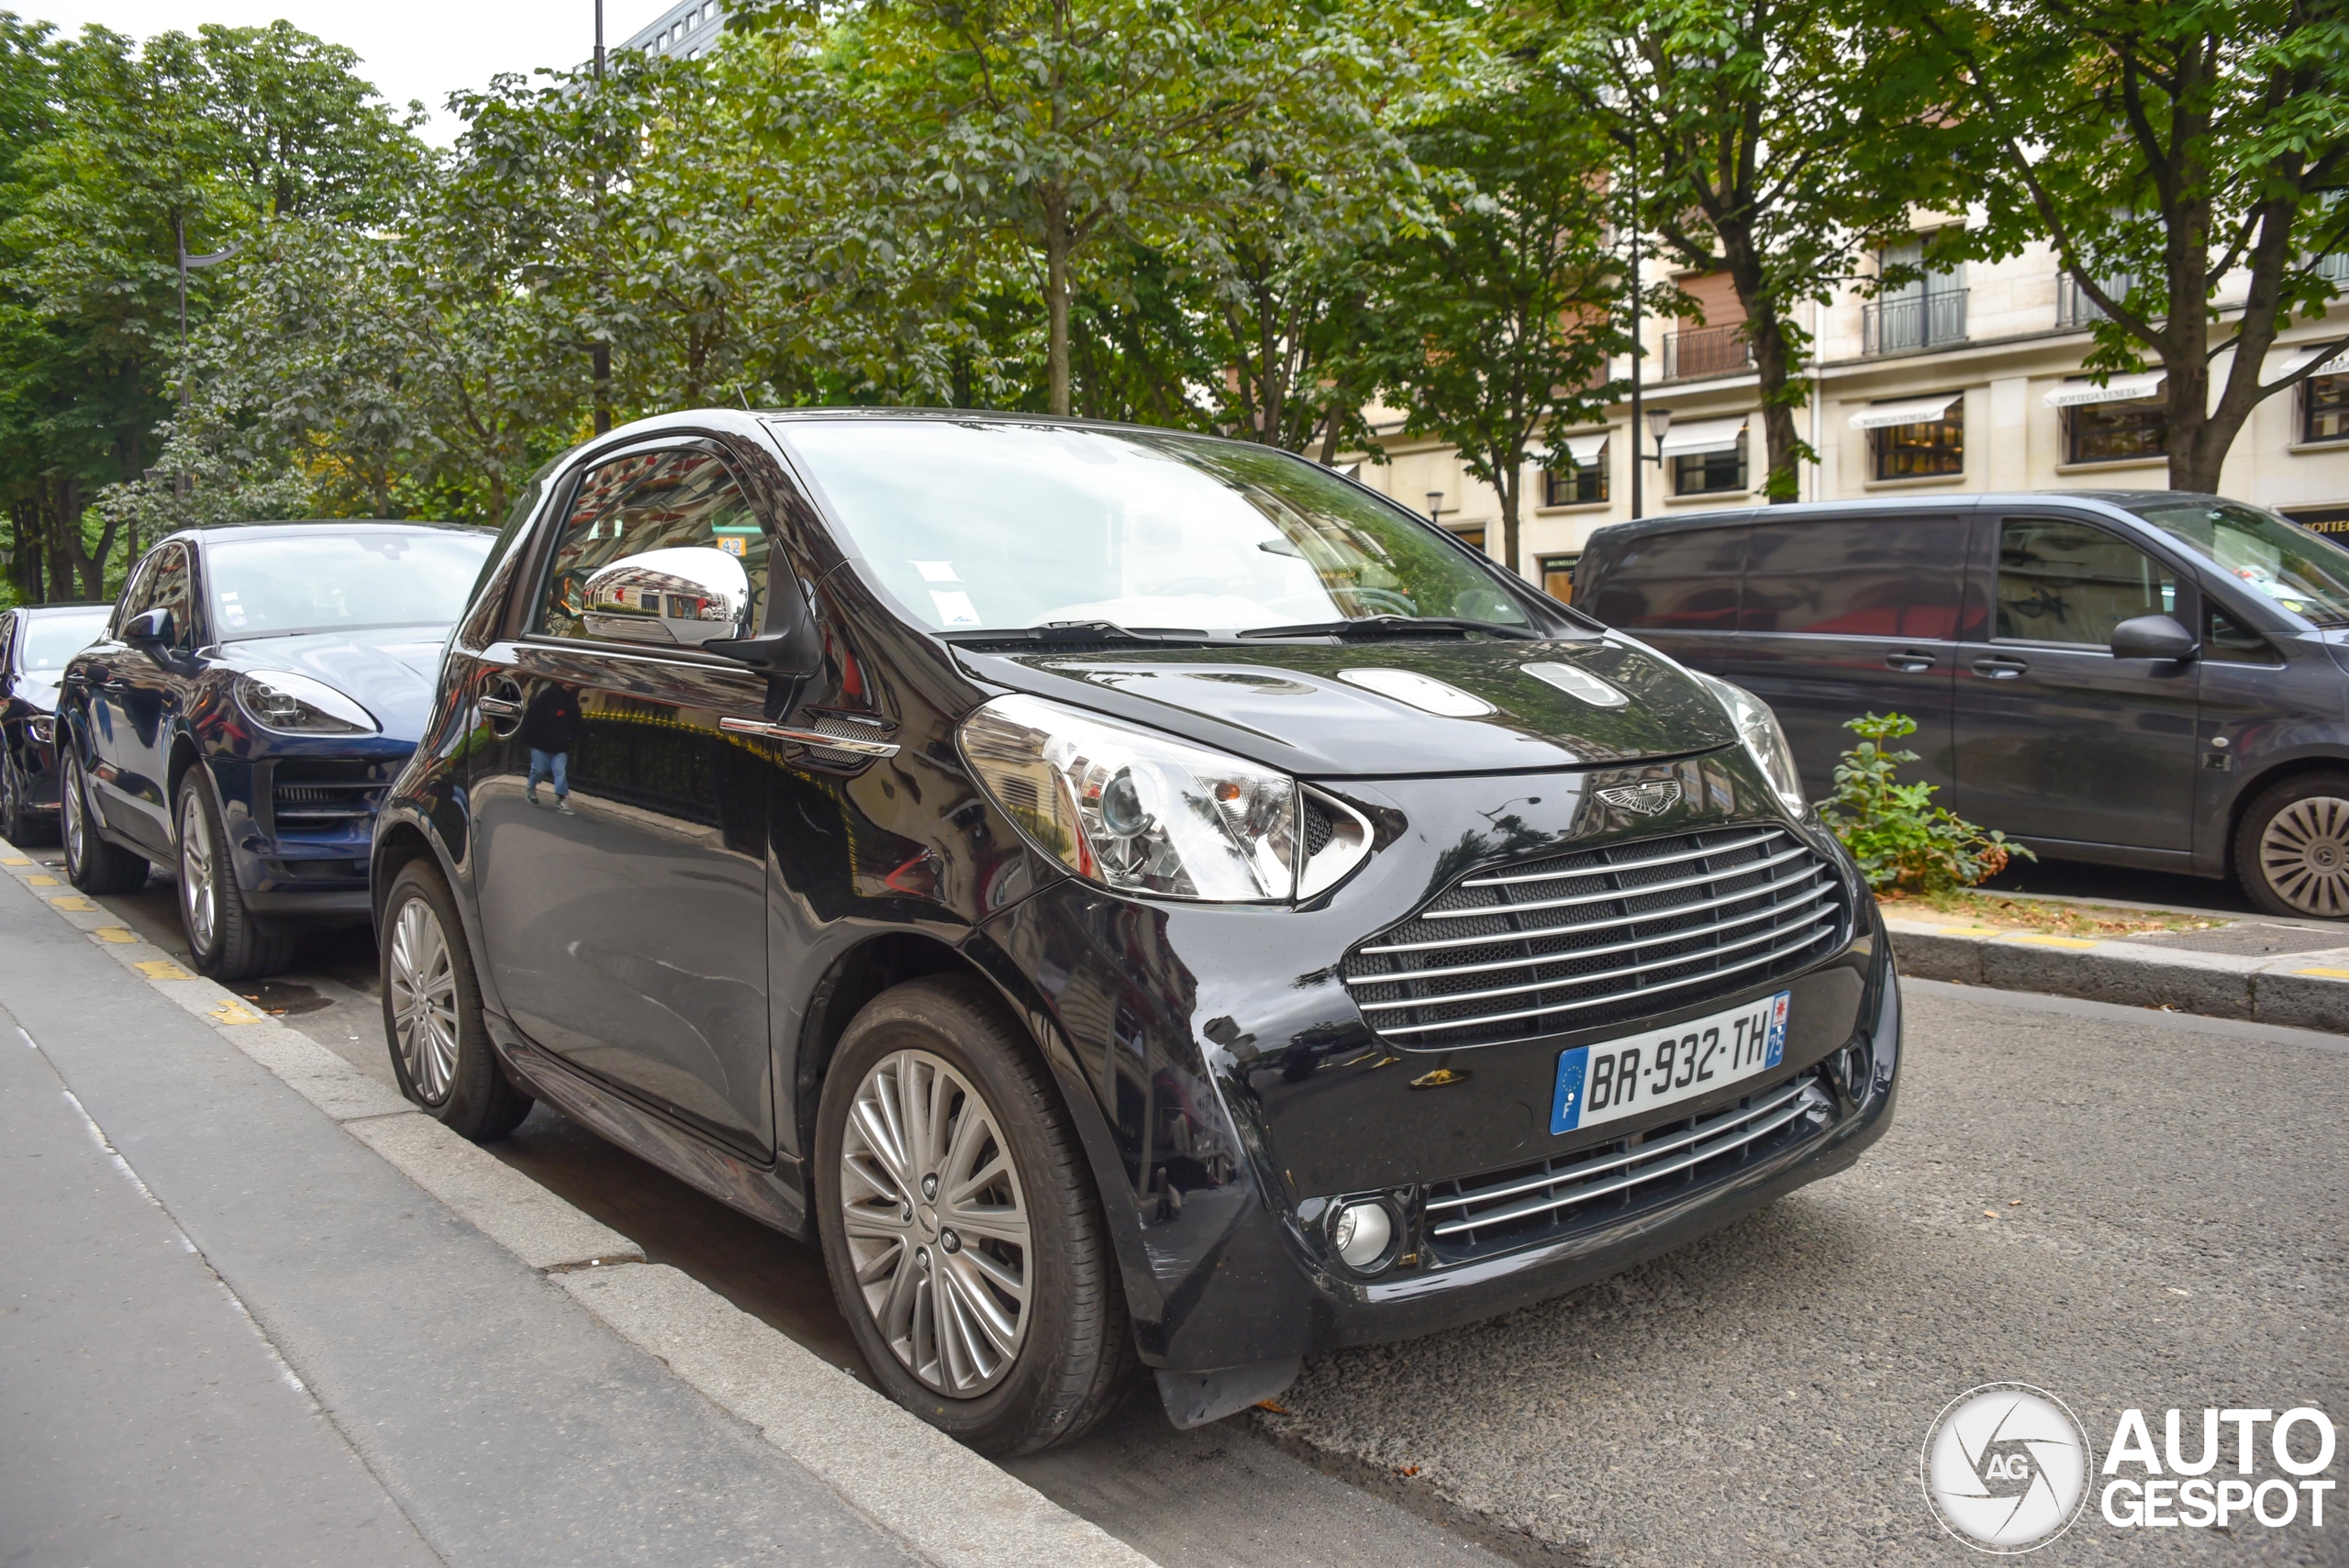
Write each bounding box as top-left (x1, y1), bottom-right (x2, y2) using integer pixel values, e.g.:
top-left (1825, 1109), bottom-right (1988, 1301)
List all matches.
top-left (814, 975), bottom-right (1135, 1455)
top-left (381, 859), bottom-right (531, 1140)
top-left (177, 770), bottom-right (295, 980)
top-left (61, 750), bottom-right (147, 894)
top-left (2236, 773), bottom-right (2349, 919)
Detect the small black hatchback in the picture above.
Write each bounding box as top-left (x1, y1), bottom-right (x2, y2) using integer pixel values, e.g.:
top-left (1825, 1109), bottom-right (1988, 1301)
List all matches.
top-left (376, 410), bottom-right (1899, 1452)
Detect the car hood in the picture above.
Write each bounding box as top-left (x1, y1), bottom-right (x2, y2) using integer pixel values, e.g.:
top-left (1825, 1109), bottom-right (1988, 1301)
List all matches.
top-left (14, 673), bottom-right (60, 714)
top-left (951, 635), bottom-right (1739, 777)
top-left (217, 628), bottom-right (451, 742)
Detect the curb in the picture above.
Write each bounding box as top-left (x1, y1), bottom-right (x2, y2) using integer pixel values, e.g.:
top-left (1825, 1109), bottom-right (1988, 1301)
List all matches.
top-left (0, 843), bottom-right (1155, 1568)
top-left (1883, 913), bottom-right (2349, 1032)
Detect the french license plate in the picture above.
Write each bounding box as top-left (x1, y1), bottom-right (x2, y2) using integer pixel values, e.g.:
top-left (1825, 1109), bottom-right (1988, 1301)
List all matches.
top-left (1550, 991), bottom-right (1789, 1135)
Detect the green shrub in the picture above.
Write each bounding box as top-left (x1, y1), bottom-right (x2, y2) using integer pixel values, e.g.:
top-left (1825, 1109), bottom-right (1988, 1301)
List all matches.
top-left (1815, 712), bottom-right (2033, 895)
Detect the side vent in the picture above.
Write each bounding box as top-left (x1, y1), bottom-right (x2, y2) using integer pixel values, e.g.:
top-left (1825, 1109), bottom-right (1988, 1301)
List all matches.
top-left (1297, 787), bottom-right (1373, 900)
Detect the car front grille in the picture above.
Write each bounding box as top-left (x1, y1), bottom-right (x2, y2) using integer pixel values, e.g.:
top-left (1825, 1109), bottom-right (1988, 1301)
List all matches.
top-left (271, 761), bottom-right (389, 832)
top-left (1424, 1067), bottom-right (1837, 1257)
top-left (1340, 826), bottom-right (1846, 1049)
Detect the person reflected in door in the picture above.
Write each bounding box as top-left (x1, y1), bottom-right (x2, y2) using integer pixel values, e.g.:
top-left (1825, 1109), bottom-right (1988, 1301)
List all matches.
top-left (521, 683), bottom-right (583, 816)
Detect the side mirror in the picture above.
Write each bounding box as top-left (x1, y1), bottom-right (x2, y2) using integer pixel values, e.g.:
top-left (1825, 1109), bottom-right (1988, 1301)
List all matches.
top-left (580, 547), bottom-right (751, 648)
top-left (2110, 613), bottom-right (2199, 662)
top-left (121, 606), bottom-right (173, 651)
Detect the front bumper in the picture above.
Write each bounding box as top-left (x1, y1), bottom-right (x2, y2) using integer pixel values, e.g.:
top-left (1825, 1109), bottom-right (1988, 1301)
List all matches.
top-left (967, 757), bottom-right (1901, 1376)
top-left (207, 752), bottom-right (398, 924)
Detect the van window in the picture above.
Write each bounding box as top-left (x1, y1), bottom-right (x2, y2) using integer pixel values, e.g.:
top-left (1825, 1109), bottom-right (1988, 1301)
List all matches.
top-left (1741, 516), bottom-right (1965, 638)
top-left (1582, 526), bottom-right (1745, 632)
top-left (1995, 517), bottom-right (2176, 646)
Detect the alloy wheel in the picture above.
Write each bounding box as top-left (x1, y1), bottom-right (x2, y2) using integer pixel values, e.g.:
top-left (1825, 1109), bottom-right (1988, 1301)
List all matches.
top-left (61, 754), bottom-right (85, 868)
top-left (388, 896), bottom-right (460, 1103)
top-left (178, 790), bottom-right (217, 952)
top-left (2259, 795), bottom-right (2349, 917)
top-left (838, 1049), bottom-right (1032, 1397)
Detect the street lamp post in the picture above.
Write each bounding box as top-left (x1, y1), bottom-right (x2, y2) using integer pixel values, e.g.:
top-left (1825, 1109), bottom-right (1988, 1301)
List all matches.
top-left (1640, 407), bottom-right (1675, 495)
top-left (1627, 124), bottom-right (1643, 521)
top-left (1425, 490), bottom-right (1445, 527)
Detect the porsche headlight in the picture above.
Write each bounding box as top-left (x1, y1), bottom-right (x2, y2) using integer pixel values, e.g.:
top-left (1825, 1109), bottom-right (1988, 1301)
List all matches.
top-left (959, 694), bottom-right (1297, 901)
top-left (233, 671), bottom-right (379, 735)
top-left (1694, 672), bottom-right (1805, 815)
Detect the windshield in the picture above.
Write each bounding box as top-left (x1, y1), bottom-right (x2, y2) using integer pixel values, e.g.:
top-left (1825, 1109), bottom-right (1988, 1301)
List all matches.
top-left (19, 610), bottom-right (109, 672)
top-left (206, 530), bottom-right (495, 640)
top-left (781, 420), bottom-right (1539, 634)
top-left (2124, 499), bottom-right (2349, 628)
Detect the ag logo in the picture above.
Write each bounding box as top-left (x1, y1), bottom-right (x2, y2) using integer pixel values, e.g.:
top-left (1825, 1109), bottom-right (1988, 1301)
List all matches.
top-left (1920, 1383), bottom-right (2094, 1552)
top-left (1596, 780), bottom-right (1680, 817)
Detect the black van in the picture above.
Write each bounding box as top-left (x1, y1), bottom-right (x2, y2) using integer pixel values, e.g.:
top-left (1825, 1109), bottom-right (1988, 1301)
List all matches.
top-left (1576, 492), bottom-right (2349, 918)
top-left (373, 409), bottom-right (1898, 1452)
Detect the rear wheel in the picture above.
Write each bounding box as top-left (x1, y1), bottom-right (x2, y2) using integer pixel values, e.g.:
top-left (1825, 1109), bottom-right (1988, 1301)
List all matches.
top-left (0, 749), bottom-right (44, 845)
top-left (176, 769), bottom-right (295, 980)
top-left (2236, 773), bottom-right (2349, 919)
top-left (61, 749), bottom-right (147, 894)
top-left (381, 859), bottom-right (530, 1140)
top-left (814, 974), bottom-right (1135, 1455)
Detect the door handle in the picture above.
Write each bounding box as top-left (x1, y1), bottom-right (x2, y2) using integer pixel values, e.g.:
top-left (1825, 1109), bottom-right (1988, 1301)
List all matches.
top-left (1884, 651), bottom-right (1936, 673)
top-left (477, 695), bottom-right (523, 717)
top-left (478, 675), bottom-right (526, 737)
top-left (1971, 655), bottom-right (2029, 679)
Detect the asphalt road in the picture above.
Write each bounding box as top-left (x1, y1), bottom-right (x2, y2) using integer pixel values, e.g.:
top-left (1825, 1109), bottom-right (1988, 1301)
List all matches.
top-left (54, 851), bottom-right (2349, 1567)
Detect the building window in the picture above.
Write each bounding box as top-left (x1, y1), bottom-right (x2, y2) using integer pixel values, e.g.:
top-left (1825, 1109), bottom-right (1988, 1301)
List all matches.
top-left (2306, 373), bottom-right (2349, 444)
top-left (1674, 437), bottom-right (1747, 496)
top-left (2065, 399), bottom-right (2168, 464)
top-left (1540, 554), bottom-right (1578, 604)
top-left (1544, 444), bottom-right (1607, 506)
top-left (1449, 525), bottom-right (1486, 554)
top-left (1872, 408), bottom-right (1965, 480)
top-left (1866, 233), bottom-right (1966, 354)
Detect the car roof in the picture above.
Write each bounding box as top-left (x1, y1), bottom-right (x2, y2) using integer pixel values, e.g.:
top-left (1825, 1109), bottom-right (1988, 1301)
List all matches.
top-left (1583, 490), bottom-right (2210, 543)
top-left (173, 518), bottom-right (495, 546)
top-left (10, 602), bottom-right (110, 616)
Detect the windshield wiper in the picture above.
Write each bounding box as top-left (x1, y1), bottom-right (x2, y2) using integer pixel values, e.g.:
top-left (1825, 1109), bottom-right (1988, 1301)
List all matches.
top-left (941, 620), bottom-right (1212, 648)
top-left (1239, 615), bottom-right (1541, 641)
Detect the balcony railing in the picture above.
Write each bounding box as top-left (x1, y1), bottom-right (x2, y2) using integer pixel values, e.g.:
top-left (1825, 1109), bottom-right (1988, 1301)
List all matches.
top-left (1863, 289), bottom-right (1967, 355)
top-left (1662, 323), bottom-right (1753, 381)
top-left (2058, 272), bottom-right (2136, 328)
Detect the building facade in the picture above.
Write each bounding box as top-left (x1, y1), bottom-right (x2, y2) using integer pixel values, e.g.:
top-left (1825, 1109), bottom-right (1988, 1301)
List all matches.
top-left (622, 0), bottom-right (729, 60)
top-left (1352, 229), bottom-right (2349, 602)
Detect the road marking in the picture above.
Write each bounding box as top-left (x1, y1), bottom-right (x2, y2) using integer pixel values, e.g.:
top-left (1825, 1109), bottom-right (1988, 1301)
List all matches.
top-left (206, 997), bottom-right (264, 1025)
top-left (48, 895), bottom-right (95, 911)
top-left (135, 959), bottom-right (195, 981)
top-left (2294, 967), bottom-right (2349, 979)
top-left (1, 855), bottom-right (28, 865)
top-left (2004, 933), bottom-right (2098, 949)
top-left (91, 926), bottom-right (136, 944)
top-left (28, 873), bottom-right (59, 886)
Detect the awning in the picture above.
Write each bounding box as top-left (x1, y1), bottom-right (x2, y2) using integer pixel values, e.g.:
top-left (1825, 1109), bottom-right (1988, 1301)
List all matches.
top-left (1656, 414), bottom-right (1748, 458)
top-left (2043, 371), bottom-right (2165, 407)
top-left (1561, 431), bottom-right (1609, 467)
top-left (2279, 343), bottom-right (2349, 379)
top-left (1848, 393), bottom-right (1961, 430)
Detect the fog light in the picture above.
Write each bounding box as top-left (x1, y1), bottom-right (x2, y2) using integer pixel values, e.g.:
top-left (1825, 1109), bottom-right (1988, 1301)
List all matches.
top-left (1330, 1200), bottom-right (1394, 1271)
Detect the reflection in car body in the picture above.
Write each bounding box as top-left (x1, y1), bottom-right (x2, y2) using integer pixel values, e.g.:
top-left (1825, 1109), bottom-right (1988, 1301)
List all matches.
top-left (375, 410), bottom-right (1898, 1453)
top-left (0, 603), bottom-right (111, 843)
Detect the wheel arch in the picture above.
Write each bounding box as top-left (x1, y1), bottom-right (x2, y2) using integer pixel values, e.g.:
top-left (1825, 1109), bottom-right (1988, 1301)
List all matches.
top-left (2222, 752), bottom-right (2349, 881)
top-left (791, 931), bottom-right (981, 1162)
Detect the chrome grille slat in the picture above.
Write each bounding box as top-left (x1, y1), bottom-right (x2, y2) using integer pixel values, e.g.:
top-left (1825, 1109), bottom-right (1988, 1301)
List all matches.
top-left (1368, 919), bottom-right (1834, 1036)
top-left (1341, 826), bottom-right (1849, 1048)
top-left (1362, 906), bottom-right (1831, 1018)
top-left (1417, 843), bottom-right (1811, 920)
top-left (1430, 1087), bottom-right (1827, 1238)
top-left (1460, 828), bottom-right (1782, 887)
top-left (1425, 1076), bottom-right (1816, 1214)
top-left (1360, 862), bottom-right (1830, 957)
top-left (1365, 876), bottom-right (1833, 983)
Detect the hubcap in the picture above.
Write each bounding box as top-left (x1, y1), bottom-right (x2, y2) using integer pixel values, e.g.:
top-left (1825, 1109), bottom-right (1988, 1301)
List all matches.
top-left (179, 791), bottom-right (217, 952)
top-left (838, 1049), bottom-right (1031, 1397)
top-left (2260, 795), bottom-right (2349, 917)
top-left (387, 897), bottom-right (460, 1103)
top-left (61, 756), bottom-right (83, 866)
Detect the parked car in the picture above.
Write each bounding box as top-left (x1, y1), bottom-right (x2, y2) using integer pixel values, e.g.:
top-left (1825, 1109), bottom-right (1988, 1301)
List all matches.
top-left (375, 410), bottom-right (1898, 1453)
top-left (58, 520), bottom-right (496, 976)
top-left (1575, 492), bottom-right (2349, 918)
top-left (0, 603), bottom-right (111, 842)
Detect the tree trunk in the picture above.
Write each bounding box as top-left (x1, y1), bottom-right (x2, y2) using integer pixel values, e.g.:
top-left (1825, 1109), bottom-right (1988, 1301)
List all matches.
top-left (1044, 190), bottom-right (1072, 418)
top-left (1495, 457), bottom-right (1522, 579)
top-left (1720, 235), bottom-right (1802, 503)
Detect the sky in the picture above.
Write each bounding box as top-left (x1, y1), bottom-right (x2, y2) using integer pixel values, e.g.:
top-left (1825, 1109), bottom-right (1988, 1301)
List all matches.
top-left (22, 0), bottom-right (672, 142)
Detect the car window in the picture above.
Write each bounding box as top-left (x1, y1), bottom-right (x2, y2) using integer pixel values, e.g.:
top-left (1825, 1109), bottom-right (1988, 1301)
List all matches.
top-left (113, 551), bottom-right (161, 635)
top-left (1994, 517), bottom-right (2176, 647)
top-left (1583, 525), bottom-right (1747, 633)
top-left (1742, 516), bottom-right (1965, 639)
top-left (537, 449), bottom-right (771, 648)
top-left (2205, 606), bottom-right (2279, 664)
top-left (205, 531), bottom-right (491, 639)
top-left (142, 543), bottom-right (196, 650)
top-left (21, 610), bottom-right (109, 671)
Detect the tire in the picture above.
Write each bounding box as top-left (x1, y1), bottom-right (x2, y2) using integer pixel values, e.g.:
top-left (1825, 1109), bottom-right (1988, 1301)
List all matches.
top-left (814, 974), bottom-right (1136, 1455)
top-left (61, 747), bottom-right (148, 894)
top-left (0, 749), bottom-right (42, 845)
top-left (175, 768), bottom-right (295, 980)
top-left (2235, 772), bottom-right (2349, 920)
top-left (380, 858), bottom-right (531, 1140)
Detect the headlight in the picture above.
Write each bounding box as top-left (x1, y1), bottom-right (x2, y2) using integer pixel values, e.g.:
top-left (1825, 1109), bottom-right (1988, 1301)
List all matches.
top-left (27, 716), bottom-right (51, 744)
top-left (1694, 672), bottom-right (1805, 815)
top-left (960, 694), bottom-right (1298, 901)
top-left (233, 671), bottom-right (379, 735)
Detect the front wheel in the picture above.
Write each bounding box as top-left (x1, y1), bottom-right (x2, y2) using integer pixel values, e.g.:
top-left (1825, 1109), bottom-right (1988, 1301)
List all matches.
top-left (2236, 773), bottom-right (2349, 919)
top-left (177, 769), bottom-right (295, 980)
top-left (0, 749), bottom-right (42, 845)
top-left (380, 859), bottom-right (531, 1140)
top-left (61, 748), bottom-right (147, 894)
top-left (815, 976), bottom-right (1135, 1454)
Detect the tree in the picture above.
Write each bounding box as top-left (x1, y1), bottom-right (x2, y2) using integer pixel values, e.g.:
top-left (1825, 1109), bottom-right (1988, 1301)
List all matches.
top-left (1904, 0), bottom-right (2349, 493)
top-left (1562, 0), bottom-right (1923, 501)
top-left (1360, 68), bottom-right (1624, 578)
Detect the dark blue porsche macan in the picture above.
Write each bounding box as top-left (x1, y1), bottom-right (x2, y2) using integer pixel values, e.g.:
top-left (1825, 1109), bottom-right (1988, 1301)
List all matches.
top-left (58, 520), bottom-right (495, 977)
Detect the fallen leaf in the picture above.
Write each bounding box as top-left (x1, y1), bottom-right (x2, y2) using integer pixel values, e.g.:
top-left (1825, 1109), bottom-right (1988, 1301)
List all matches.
top-left (1983, 1210), bottom-right (1998, 1219)
top-left (1254, 1398), bottom-right (1288, 1415)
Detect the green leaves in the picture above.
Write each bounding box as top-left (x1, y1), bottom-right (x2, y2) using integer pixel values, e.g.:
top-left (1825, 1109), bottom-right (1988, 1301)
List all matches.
top-left (1816, 711), bottom-right (2033, 895)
